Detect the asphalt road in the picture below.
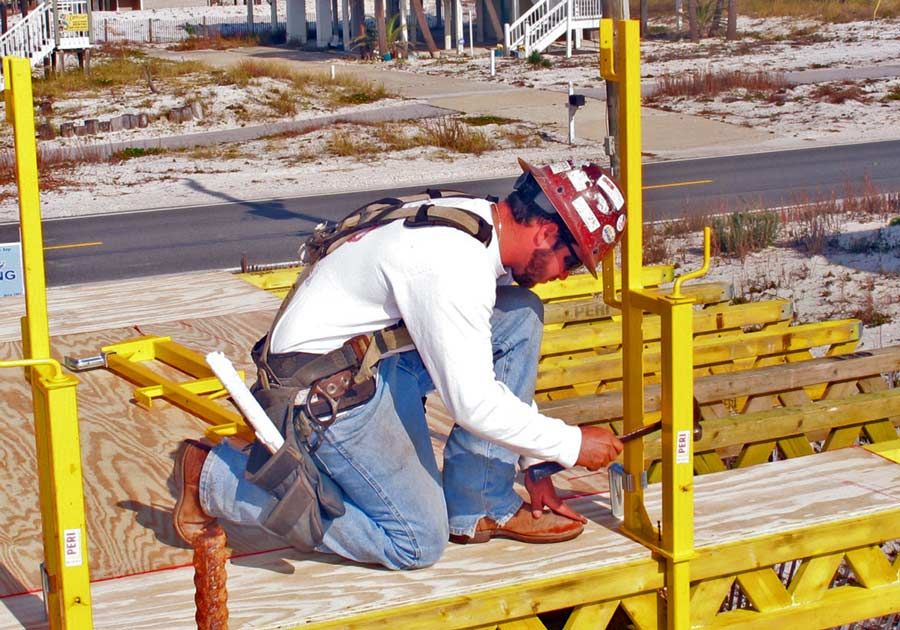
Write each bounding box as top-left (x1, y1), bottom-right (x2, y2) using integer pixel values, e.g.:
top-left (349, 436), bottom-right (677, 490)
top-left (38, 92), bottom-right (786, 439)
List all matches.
top-left (3, 139), bottom-right (898, 286)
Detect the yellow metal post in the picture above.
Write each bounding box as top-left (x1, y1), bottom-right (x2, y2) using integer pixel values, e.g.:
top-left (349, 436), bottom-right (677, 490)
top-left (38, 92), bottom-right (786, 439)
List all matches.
top-left (599, 20), bottom-right (699, 629)
top-left (658, 294), bottom-right (695, 630)
top-left (2, 56), bottom-right (93, 629)
top-left (599, 17), bottom-right (656, 542)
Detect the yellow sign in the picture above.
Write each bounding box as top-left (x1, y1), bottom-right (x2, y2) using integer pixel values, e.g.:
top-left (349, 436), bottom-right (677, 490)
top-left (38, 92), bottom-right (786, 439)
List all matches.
top-left (63, 13), bottom-right (89, 31)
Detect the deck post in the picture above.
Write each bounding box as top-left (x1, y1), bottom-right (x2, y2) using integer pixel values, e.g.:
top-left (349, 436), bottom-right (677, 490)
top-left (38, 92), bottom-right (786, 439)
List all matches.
top-left (1, 56), bottom-right (94, 630)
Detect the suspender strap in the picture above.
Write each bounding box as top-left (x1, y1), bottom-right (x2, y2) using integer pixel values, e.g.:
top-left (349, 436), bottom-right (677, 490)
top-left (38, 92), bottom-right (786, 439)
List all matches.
top-left (256, 192), bottom-right (494, 389)
top-left (353, 324), bottom-right (414, 384)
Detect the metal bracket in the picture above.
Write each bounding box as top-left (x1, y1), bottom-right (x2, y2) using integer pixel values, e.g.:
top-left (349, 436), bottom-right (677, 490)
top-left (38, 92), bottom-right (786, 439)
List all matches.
top-left (39, 562), bottom-right (50, 620)
top-left (622, 470), bottom-right (648, 493)
top-left (604, 135), bottom-right (616, 157)
top-left (63, 353), bottom-right (108, 372)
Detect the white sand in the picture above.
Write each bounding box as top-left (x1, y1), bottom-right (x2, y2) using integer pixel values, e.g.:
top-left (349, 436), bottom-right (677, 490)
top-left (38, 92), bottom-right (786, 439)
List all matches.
top-left (0, 11), bottom-right (897, 348)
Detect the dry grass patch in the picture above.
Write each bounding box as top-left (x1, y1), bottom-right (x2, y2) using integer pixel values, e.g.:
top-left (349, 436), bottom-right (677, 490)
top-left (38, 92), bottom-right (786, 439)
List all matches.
top-left (498, 127), bottom-right (538, 148)
top-left (650, 70), bottom-right (788, 100)
top-left (326, 129), bottom-right (380, 156)
top-left (637, 0), bottom-right (900, 21)
top-left (418, 117), bottom-right (493, 154)
top-left (171, 32), bottom-right (263, 51)
top-left (33, 49), bottom-right (207, 100)
top-left (810, 82), bottom-right (869, 104)
top-left (222, 60), bottom-right (391, 106)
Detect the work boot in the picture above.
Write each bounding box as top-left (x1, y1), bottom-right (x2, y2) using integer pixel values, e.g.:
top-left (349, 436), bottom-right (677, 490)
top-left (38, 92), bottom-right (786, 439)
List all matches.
top-left (449, 503), bottom-right (584, 545)
top-left (173, 439), bottom-right (216, 544)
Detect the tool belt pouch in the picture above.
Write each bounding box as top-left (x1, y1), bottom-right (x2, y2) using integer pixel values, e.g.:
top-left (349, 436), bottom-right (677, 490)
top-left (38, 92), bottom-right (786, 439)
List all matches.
top-left (245, 388), bottom-right (345, 552)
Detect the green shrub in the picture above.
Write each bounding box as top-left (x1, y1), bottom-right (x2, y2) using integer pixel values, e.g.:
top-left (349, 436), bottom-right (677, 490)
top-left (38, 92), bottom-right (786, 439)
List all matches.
top-left (711, 211), bottom-right (780, 258)
top-left (116, 147), bottom-right (165, 160)
top-left (526, 50), bottom-right (551, 68)
top-left (462, 115), bottom-right (517, 126)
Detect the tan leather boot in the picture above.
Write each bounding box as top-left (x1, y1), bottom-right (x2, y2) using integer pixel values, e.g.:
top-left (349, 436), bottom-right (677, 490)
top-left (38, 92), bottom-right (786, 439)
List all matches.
top-left (173, 440), bottom-right (216, 544)
top-left (449, 503), bottom-right (584, 544)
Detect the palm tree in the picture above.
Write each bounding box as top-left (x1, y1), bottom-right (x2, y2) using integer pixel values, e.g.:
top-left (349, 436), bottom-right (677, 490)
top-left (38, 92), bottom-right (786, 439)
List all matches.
top-left (410, 0), bottom-right (439, 56)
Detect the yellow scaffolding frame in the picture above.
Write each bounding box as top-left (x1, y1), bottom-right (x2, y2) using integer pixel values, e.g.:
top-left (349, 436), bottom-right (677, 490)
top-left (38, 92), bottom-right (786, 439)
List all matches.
top-left (599, 19), bottom-right (701, 629)
top-left (0, 57), bottom-right (93, 628)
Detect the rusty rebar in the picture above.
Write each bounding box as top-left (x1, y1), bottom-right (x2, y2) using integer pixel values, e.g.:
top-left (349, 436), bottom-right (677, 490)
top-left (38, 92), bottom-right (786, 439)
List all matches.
top-left (193, 523), bottom-right (228, 630)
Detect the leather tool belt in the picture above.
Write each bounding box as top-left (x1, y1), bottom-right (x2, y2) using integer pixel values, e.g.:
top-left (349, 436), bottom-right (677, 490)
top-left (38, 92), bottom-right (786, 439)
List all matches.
top-left (250, 334), bottom-right (377, 429)
top-left (243, 334), bottom-right (380, 551)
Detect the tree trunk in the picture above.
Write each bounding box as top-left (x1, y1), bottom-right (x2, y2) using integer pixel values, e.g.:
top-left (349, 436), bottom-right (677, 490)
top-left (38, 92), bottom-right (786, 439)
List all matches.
top-left (639, 0), bottom-right (648, 37)
top-left (687, 0), bottom-right (699, 41)
top-left (375, 0), bottom-right (388, 56)
top-left (331, 0), bottom-right (339, 40)
top-left (482, 0), bottom-right (502, 42)
top-left (410, 0), bottom-right (438, 55)
top-left (675, 0), bottom-right (683, 33)
top-left (708, 0), bottom-right (725, 36)
top-left (726, 0), bottom-right (737, 40)
top-left (351, 0), bottom-right (365, 42)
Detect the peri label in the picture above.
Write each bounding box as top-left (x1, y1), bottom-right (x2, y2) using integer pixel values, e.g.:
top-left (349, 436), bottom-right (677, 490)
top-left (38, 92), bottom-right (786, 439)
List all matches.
top-left (548, 161), bottom-right (570, 174)
top-left (571, 197), bottom-right (601, 232)
top-left (675, 430), bottom-right (691, 464)
top-left (566, 169), bottom-right (591, 192)
top-left (616, 213), bottom-right (626, 232)
top-left (64, 528), bottom-right (83, 567)
top-left (598, 175), bottom-right (625, 210)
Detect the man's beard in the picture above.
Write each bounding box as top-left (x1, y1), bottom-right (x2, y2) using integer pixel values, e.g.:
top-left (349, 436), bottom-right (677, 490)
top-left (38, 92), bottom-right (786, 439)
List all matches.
top-left (512, 248), bottom-right (556, 288)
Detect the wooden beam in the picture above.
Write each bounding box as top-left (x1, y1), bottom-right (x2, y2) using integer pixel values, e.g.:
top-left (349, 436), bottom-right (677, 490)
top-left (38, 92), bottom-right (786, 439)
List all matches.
top-left (539, 345), bottom-right (900, 425)
top-left (536, 319), bottom-right (861, 392)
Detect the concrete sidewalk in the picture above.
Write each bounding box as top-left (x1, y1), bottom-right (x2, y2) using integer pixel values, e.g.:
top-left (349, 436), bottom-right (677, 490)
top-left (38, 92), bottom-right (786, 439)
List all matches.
top-left (153, 45), bottom-right (775, 159)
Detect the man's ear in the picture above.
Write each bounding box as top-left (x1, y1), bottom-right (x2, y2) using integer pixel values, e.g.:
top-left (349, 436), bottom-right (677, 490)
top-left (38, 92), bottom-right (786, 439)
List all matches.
top-left (533, 220), bottom-right (560, 248)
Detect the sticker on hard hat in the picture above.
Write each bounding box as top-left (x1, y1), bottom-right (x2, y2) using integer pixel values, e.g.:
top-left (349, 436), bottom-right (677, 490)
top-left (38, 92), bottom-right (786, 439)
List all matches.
top-left (598, 175), bottom-right (625, 210)
top-left (566, 169), bottom-right (590, 192)
top-left (549, 162), bottom-right (570, 174)
top-left (595, 195), bottom-right (611, 215)
top-left (602, 223), bottom-right (617, 244)
top-left (572, 196), bottom-right (601, 232)
top-left (617, 214), bottom-right (626, 232)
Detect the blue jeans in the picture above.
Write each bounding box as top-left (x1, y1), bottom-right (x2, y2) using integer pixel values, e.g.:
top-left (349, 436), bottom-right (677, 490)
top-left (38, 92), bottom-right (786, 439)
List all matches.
top-left (199, 286), bottom-right (544, 570)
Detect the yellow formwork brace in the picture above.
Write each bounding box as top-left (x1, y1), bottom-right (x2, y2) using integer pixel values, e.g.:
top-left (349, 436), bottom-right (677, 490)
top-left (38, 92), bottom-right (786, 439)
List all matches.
top-left (100, 335), bottom-right (255, 443)
top-left (599, 20), bottom-right (698, 630)
top-left (0, 57), bottom-right (93, 629)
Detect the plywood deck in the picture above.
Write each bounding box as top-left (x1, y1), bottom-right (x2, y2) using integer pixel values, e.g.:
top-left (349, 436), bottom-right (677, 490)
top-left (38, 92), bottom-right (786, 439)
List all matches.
top-left (2, 447), bottom-right (897, 629)
top-left (0, 271), bottom-right (281, 343)
top-left (1, 273), bottom-right (898, 629)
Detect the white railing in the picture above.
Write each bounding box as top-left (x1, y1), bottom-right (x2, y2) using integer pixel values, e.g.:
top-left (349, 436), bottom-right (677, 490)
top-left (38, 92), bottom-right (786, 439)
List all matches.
top-left (0, 0), bottom-right (91, 90)
top-left (57, 0), bottom-right (91, 50)
top-left (91, 13), bottom-right (286, 44)
top-left (0, 0), bottom-right (55, 68)
top-left (504, 0), bottom-right (601, 56)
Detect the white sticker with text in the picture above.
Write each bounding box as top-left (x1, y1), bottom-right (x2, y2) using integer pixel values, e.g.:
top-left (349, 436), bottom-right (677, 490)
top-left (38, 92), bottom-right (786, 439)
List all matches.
top-left (598, 175), bottom-right (625, 210)
top-left (64, 529), bottom-right (83, 567)
top-left (571, 196), bottom-right (600, 232)
top-left (675, 430), bottom-right (691, 464)
top-left (566, 169), bottom-right (591, 192)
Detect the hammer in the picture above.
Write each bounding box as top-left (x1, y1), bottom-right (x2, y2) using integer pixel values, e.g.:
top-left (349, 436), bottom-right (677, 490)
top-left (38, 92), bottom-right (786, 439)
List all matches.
top-left (526, 401), bottom-right (704, 484)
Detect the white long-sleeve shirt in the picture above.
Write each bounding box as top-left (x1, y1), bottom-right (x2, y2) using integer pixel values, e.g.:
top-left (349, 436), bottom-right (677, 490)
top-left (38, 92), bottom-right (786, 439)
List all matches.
top-left (270, 197), bottom-right (582, 467)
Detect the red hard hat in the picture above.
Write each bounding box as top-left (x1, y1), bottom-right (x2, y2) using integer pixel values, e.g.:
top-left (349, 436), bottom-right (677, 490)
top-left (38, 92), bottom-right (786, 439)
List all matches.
top-left (516, 158), bottom-right (626, 278)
